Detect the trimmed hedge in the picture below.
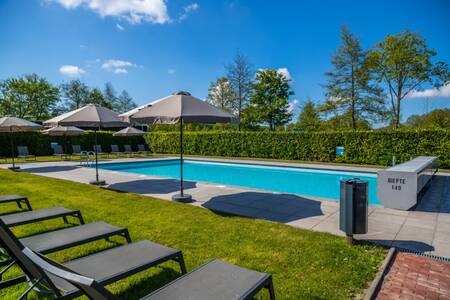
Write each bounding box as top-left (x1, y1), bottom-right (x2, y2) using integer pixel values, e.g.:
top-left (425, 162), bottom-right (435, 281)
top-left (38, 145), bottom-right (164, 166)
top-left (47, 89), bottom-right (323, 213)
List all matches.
top-left (0, 131), bottom-right (145, 157)
top-left (145, 130), bottom-right (450, 168)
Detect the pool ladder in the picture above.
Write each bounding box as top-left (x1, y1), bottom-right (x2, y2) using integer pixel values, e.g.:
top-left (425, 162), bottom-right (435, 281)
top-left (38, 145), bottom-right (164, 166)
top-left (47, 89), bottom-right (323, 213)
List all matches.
top-left (79, 151), bottom-right (95, 167)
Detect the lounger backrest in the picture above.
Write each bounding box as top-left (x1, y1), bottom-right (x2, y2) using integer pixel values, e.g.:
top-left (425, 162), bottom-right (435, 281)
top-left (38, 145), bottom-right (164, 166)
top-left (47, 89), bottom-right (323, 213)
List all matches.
top-left (138, 144), bottom-right (146, 151)
top-left (124, 145), bottom-right (132, 152)
top-left (17, 146), bottom-right (29, 156)
top-left (94, 145), bottom-right (102, 153)
top-left (111, 145), bottom-right (119, 152)
top-left (72, 145), bottom-right (81, 153)
top-left (54, 145), bottom-right (64, 155)
top-left (22, 247), bottom-right (119, 300)
top-left (0, 219), bottom-right (56, 291)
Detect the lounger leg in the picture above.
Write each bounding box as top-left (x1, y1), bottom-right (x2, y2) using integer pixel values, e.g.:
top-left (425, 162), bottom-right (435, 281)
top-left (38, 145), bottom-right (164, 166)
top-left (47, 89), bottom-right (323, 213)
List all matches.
top-left (76, 212), bottom-right (85, 224)
top-left (16, 200), bottom-right (23, 209)
top-left (267, 278), bottom-right (276, 300)
top-left (122, 230), bottom-right (132, 243)
top-left (18, 277), bottom-right (43, 300)
top-left (24, 199), bottom-right (32, 211)
top-left (175, 253), bottom-right (187, 274)
top-left (62, 216), bottom-right (68, 224)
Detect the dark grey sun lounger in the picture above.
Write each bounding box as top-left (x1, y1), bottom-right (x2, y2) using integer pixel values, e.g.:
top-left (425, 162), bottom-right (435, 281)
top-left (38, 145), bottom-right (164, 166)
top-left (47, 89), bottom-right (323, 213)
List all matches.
top-left (0, 220), bottom-right (131, 286)
top-left (22, 249), bottom-right (276, 300)
top-left (0, 222), bottom-right (186, 298)
top-left (0, 206), bottom-right (84, 227)
top-left (110, 144), bottom-right (124, 156)
top-left (0, 195), bottom-right (32, 211)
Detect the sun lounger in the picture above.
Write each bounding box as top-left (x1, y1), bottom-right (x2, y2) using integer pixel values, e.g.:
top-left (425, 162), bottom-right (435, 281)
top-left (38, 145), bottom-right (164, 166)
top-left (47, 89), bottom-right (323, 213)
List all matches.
top-left (53, 145), bottom-right (67, 159)
top-left (17, 146), bottom-right (36, 161)
top-left (0, 195), bottom-right (32, 211)
top-left (123, 144), bottom-right (137, 156)
top-left (110, 144), bottom-right (124, 156)
top-left (19, 221), bottom-right (131, 254)
top-left (0, 206), bottom-right (84, 227)
top-left (72, 145), bottom-right (84, 156)
top-left (0, 219), bottom-right (131, 286)
top-left (93, 145), bottom-right (107, 156)
top-left (0, 222), bottom-right (186, 297)
top-left (137, 144), bottom-right (151, 155)
top-left (23, 250), bottom-right (275, 300)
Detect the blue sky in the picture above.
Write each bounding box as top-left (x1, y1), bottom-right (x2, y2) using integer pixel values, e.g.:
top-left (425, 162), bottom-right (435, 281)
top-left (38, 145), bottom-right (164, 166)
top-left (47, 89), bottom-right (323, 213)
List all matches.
top-left (0, 0), bottom-right (449, 122)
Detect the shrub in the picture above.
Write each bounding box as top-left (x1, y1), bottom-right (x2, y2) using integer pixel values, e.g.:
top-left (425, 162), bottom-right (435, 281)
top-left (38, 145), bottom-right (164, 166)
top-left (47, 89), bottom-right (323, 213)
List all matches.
top-left (0, 131), bottom-right (145, 156)
top-left (145, 129), bottom-right (450, 168)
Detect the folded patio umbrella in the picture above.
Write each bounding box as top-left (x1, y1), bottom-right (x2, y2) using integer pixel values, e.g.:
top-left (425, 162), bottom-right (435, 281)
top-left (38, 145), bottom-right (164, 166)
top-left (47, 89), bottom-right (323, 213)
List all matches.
top-left (129, 91), bottom-right (236, 202)
top-left (0, 117), bottom-right (42, 170)
top-left (44, 104), bottom-right (128, 185)
top-left (112, 126), bottom-right (146, 137)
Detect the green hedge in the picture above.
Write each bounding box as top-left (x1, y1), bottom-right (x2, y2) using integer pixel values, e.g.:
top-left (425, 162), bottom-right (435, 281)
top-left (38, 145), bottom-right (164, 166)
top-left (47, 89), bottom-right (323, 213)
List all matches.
top-left (145, 129), bottom-right (450, 168)
top-left (0, 131), bottom-right (145, 157)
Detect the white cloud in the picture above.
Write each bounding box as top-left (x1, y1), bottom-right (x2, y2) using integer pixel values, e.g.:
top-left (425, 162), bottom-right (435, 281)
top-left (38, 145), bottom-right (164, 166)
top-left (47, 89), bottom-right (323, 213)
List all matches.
top-left (167, 68), bottom-right (176, 75)
top-left (277, 68), bottom-right (292, 81)
top-left (179, 3), bottom-right (199, 20)
top-left (101, 59), bottom-right (138, 74)
top-left (50, 0), bottom-right (170, 24)
top-left (59, 65), bottom-right (85, 77)
top-left (406, 82), bottom-right (450, 99)
top-left (116, 23), bottom-right (124, 31)
top-left (114, 68), bottom-right (128, 74)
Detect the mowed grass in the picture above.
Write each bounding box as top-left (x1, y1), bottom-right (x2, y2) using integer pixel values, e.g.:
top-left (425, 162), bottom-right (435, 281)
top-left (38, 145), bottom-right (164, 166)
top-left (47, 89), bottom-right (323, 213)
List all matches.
top-left (0, 169), bottom-right (385, 299)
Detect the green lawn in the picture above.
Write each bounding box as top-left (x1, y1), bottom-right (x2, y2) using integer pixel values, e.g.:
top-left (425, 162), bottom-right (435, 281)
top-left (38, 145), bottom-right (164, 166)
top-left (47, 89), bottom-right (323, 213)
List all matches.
top-left (0, 169), bottom-right (385, 299)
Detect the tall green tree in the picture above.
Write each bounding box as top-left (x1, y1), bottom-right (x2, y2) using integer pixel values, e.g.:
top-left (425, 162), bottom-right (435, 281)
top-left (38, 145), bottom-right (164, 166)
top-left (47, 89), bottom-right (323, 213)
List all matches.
top-left (103, 82), bottom-right (117, 109)
top-left (368, 30), bottom-right (449, 128)
top-left (405, 109), bottom-right (450, 129)
top-left (322, 26), bottom-right (386, 130)
top-left (226, 51), bottom-right (254, 129)
top-left (248, 69), bottom-right (294, 130)
top-left (0, 74), bottom-right (59, 119)
top-left (206, 77), bottom-right (234, 113)
top-left (115, 90), bottom-right (137, 113)
top-left (296, 100), bottom-right (323, 131)
top-left (59, 79), bottom-right (90, 111)
top-left (87, 88), bottom-right (110, 108)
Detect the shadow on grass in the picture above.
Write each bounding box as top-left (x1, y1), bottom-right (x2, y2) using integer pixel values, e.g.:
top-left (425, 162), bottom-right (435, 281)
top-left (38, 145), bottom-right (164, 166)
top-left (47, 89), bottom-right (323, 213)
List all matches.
top-left (108, 179), bottom-right (197, 194)
top-left (19, 165), bottom-right (79, 173)
top-left (115, 267), bottom-right (182, 299)
top-left (203, 191), bottom-right (325, 223)
top-left (356, 239), bottom-right (434, 253)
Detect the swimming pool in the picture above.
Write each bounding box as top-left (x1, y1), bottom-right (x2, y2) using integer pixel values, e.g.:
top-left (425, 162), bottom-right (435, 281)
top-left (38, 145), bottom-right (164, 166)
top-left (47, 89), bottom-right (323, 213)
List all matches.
top-left (99, 159), bottom-right (380, 205)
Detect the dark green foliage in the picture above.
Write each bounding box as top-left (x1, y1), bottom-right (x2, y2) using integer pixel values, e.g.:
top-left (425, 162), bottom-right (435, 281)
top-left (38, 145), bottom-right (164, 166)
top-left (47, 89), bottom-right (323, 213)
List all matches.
top-left (0, 131), bottom-right (145, 157)
top-left (145, 130), bottom-right (450, 168)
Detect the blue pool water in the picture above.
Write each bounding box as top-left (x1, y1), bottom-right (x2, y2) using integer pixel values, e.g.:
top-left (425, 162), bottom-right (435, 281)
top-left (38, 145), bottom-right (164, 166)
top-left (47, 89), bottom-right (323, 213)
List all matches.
top-left (99, 159), bottom-right (380, 205)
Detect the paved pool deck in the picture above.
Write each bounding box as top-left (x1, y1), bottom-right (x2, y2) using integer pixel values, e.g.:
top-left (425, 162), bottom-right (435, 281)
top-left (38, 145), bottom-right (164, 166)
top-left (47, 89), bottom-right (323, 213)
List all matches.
top-left (2, 157), bottom-right (449, 257)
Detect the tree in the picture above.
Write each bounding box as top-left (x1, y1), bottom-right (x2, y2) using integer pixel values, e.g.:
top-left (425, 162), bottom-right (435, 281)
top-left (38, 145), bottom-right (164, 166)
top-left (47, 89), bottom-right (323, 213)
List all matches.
top-left (296, 100), bottom-right (323, 131)
top-left (206, 77), bottom-right (234, 112)
top-left (248, 69), bottom-right (294, 130)
top-left (368, 30), bottom-right (449, 128)
top-left (405, 109), bottom-right (450, 129)
top-left (115, 90), bottom-right (137, 113)
top-left (0, 74), bottom-right (59, 119)
top-left (87, 88), bottom-right (109, 108)
top-left (226, 51), bottom-right (254, 129)
top-left (322, 26), bottom-right (386, 130)
top-left (59, 80), bottom-right (90, 111)
top-left (325, 112), bottom-right (372, 130)
top-left (103, 82), bottom-right (117, 109)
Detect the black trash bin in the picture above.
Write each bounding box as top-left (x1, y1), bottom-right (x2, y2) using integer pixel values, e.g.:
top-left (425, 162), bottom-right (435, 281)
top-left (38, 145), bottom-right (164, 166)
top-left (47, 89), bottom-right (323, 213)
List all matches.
top-left (339, 179), bottom-right (368, 244)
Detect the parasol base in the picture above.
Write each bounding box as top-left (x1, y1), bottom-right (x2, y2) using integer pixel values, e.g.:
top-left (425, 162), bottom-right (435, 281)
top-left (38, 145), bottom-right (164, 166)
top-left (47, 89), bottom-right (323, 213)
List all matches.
top-left (89, 180), bottom-right (106, 186)
top-left (172, 193), bottom-right (193, 203)
top-left (8, 166), bottom-right (20, 171)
